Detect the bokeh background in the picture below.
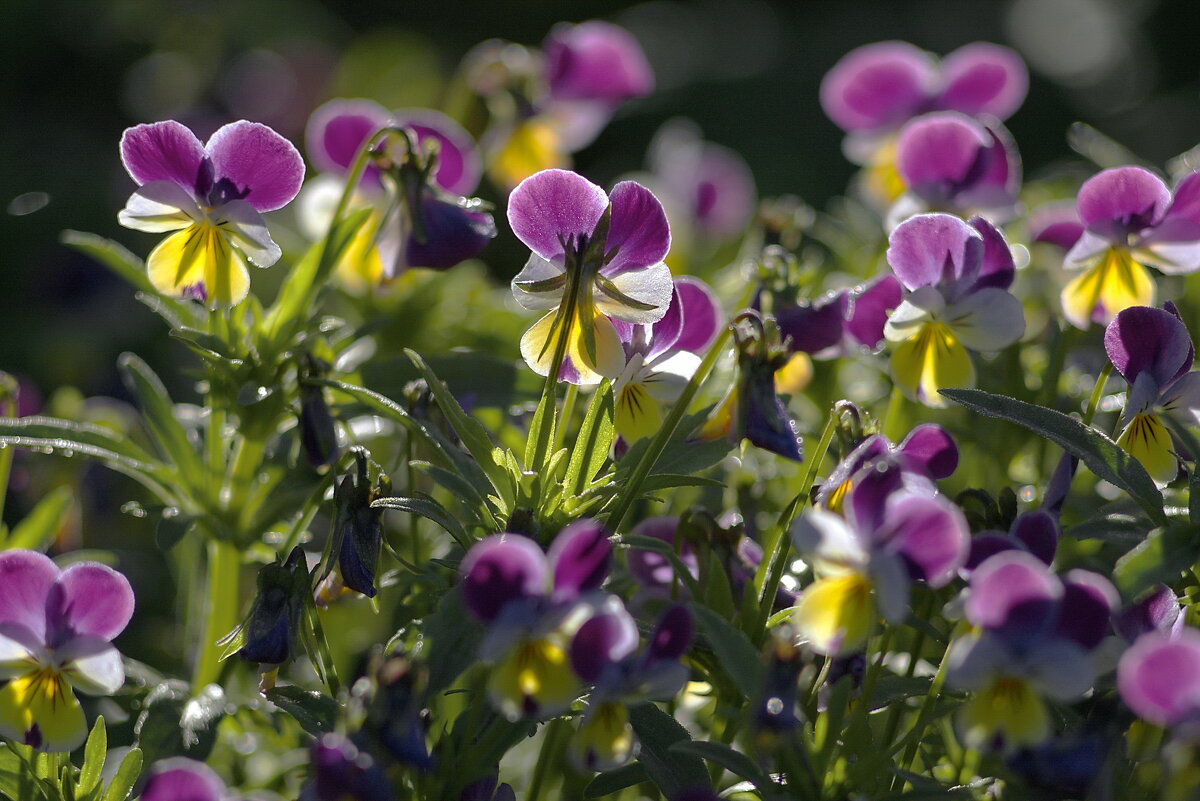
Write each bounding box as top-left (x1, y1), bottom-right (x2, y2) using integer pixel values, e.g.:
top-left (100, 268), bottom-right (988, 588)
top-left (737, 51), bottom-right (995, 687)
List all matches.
top-left (1, 0), bottom-right (1198, 675)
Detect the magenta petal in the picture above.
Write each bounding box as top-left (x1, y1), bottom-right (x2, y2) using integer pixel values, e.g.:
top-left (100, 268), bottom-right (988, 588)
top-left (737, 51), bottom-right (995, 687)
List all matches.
top-left (645, 284), bottom-right (685, 362)
top-left (394, 108), bottom-right (483, 196)
top-left (895, 113), bottom-right (992, 204)
top-left (206, 121), bottom-right (305, 212)
top-left (120, 121), bottom-right (206, 192)
top-left (506, 169), bottom-right (609, 261)
top-left (604, 181), bottom-right (671, 275)
top-left (548, 519), bottom-right (612, 601)
top-left (569, 609), bottom-right (639, 682)
top-left (1077, 166), bottom-right (1172, 241)
top-left (140, 759), bottom-right (227, 801)
top-left (897, 423), bottom-right (958, 479)
top-left (1055, 570), bottom-right (1118, 650)
top-left (1011, 510), bottom-right (1058, 564)
top-left (1103, 305), bottom-right (1194, 386)
top-left (647, 604), bottom-right (693, 661)
top-left (1029, 201), bottom-right (1084, 250)
top-left (1118, 628), bottom-right (1200, 727)
top-left (884, 494), bottom-right (968, 587)
top-left (965, 551), bottom-right (1061, 637)
top-left (887, 212), bottom-right (982, 290)
top-left (936, 42), bottom-right (1028, 120)
top-left (967, 216), bottom-right (1015, 291)
top-left (53, 562), bottom-right (135, 642)
top-left (544, 21), bottom-right (653, 104)
top-left (845, 275), bottom-right (902, 349)
top-left (0, 550), bottom-right (58, 642)
top-left (305, 98), bottom-right (391, 186)
top-left (817, 435), bottom-right (890, 507)
top-left (626, 517), bottom-right (698, 589)
top-left (846, 462), bottom-right (906, 536)
top-left (819, 41), bottom-right (936, 133)
top-left (671, 277), bottom-right (722, 354)
top-left (459, 534), bottom-right (548, 622)
top-left (1149, 171), bottom-right (1200, 245)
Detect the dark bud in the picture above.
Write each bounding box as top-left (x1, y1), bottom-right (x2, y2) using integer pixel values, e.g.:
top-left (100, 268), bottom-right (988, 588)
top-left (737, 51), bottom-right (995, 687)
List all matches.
top-left (333, 449), bottom-right (386, 598)
top-left (301, 733), bottom-right (393, 801)
top-left (404, 189), bottom-right (497, 270)
top-left (237, 546), bottom-right (310, 666)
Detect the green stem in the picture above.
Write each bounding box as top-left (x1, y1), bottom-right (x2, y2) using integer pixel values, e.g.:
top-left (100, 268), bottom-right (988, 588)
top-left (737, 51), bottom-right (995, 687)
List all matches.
top-left (528, 258), bottom-right (583, 486)
top-left (225, 434), bottom-right (267, 543)
top-left (889, 647), bottom-right (951, 790)
top-left (527, 718), bottom-right (568, 801)
top-left (192, 537), bottom-right (241, 691)
top-left (882, 384), bottom-right (906, 442)
top-left (552, 383), bottom-right (579, 455)
top-left (1084, 361), bottom-right (1113, 427)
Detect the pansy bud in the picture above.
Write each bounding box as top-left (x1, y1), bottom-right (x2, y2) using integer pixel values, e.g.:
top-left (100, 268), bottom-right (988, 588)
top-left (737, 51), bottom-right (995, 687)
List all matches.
top-left (230, 546), bottom-right (310, 667)
top-left (403, 189), bottom-right (497, 270)
top-left (331, 449), bottom-right (387, 598)
top-left (298, 356), bottom-right (339, 470)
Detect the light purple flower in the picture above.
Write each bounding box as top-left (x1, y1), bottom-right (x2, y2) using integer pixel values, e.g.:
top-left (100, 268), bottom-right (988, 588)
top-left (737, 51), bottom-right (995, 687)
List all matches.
top-left (544, 21), bottom-right (653, 105)
top-left (1118, 628), bottom-right (1200, 731)
top-left (0, 550), bottom-right (134, 752)
top-left (118, 119), bottom-right (304, 307)
top-left (816, 423), bottom-right (958, 512)
top-left (140, 758), bottom-right (234, 801)
top-left (774, 275), bottom-right (904, 358)
top-left (509, 169), bottom-right (674, 384)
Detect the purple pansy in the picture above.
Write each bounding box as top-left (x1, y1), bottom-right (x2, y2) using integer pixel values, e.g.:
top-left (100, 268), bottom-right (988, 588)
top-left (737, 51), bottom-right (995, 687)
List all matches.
top-left (299, 734), bottom-right (393, 801)
top-left (1028, 201), bottom-right (1084, 252)
top-left (140, 758), bottom-right (235, 801)
top-left (1060, 167), bottom-right (1200, 328)
top-left (774, 275), bottom-right (904, 358)
top-left (964, 510), bottom-right (1059, 572)
top-left (884, 213), bottom-right (1026, 406)
top-left (118, 119), bottom-right (304, 307)
top-left (0, 550), bottom-right (134, 752)
top-left (1104, 305), bottom-right (1200, 484)
top-left (509, 169), bottom-right (674, 385)
top-left (1118, 628), bottom-right (1200, 733)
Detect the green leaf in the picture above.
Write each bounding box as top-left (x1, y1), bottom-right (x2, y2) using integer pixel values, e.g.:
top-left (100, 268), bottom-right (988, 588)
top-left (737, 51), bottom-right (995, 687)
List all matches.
top-left (133, 681), bottom-right (225, 765)
top-left (940, 389), bottom-right (1165, 523)
top-left (523, 382), bottom-right (557, 472)
top-left (78, 717), bottom-right (106, 801)
top-left (668, 740), bottom-right (770, 788)
top-left (423, 589), bottom-right (485, 696)
top-left (689, 604), bottom-right (763, 699)
top-left (101, 748), bottom-right (142, 801)
top-left (264, 686), bottom-right (339, 737)
top-left (583, 762), bottom-right (650, 798)
top-left (6, 485), bottom-right (73, 551)
top-left (373, 494), bottom-right (470, 549)
top-left (1113, 523), bottom-right (1200, 600)
top-left (565, 381), bottom-right (614, 496)
top-left (360, 353), bottom-right (542, 411)
top-left (628, 703), bottom-right (712, 797)
top-left (1063, 511), bottom-right (1152, 547)
top-left (118, 353), bottom-right (206, 490)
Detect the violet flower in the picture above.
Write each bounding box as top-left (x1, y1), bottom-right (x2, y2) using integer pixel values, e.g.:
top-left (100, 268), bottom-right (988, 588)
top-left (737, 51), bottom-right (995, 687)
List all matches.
top-left (0, 550), bottom-right (134, 752)
top-left (118, 119), bottom-right (305, 307)
top-left (509, 169), bottom-right (674, 385)
top-left (1104, 304), bottom-right (1200, 484)
top-left (815, 423), bottom-right (959, 513)
top-left (1117, 628), bottom-right (1200, 735)
top-left (299, 733), bottom-right (393, 801)
top-left (773, 275), bottom-right (903, 359)
top-left (884, 213), bottom-right (1026, 406)
top-left (964, 510), bottom-right (1059, 573)
top-left (1061, 167), bottom-right (1200, 328)
top-left (140, 758), bottom-right (236, 801)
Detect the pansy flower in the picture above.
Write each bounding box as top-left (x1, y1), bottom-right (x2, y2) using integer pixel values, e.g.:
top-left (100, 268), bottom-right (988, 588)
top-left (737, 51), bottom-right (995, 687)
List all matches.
top-left (459, 520), bottom-right (613, 719)
top-left (0, 550), bottom-right (134, 752)
top-left (883, 213), bottom-right (1026, 406)
top-left (1061, 167), bottom-right (1200, 328)
top-left (118, 119), bottom-right (304, 307)
top-left (946, 551), bottom-right (1117, 751)
top-left (964, 509), bottom-right (1059, 572)
top-left (1104, 305), bottom-right (1200, 484)
top-left (789, 469), bottom-right (969, 656)
top-left (815, 422), bottom-right (959, 513)
top-left (300, 733), bottom-right (393, 801)
top-left (1117, 628), bottom-right (1200, 737)
top-left (613, 276), bottom-right (721, 443)
top-left (509, 169), bottom-right (673, 385)
top-left (772, 275), bottom-right (903, 359)
top-left (139, 758), bottom-right (239, 801)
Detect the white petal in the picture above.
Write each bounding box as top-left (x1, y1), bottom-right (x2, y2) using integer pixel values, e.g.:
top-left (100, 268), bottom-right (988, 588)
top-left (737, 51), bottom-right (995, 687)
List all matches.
top-left (0, 630), bottom-right (38, 680)
top-left (790, 509), bottom-right (868, 574)
top-left (642, 352), bottom-right (700, 403)
top-left (1024, 639), bottom-right (1093, 702)
top-left (870, 552), bottom-right (911, 624)
top-left (594, 262), bottom-right (673, 324)
top-left (59, 640), bottom-right (124, 696)
top-left (117, 181), bottom-right (200, 232)
top-left (511, 254), bottom-right (566, 311)
top-left (945, 632), bottom-right (1014, 692)
top-left (1162, 372), bottom-right (1200, 426)
top-left (883, 286), bottom-right (943, 343)
top-left (213, 199), bottom-right (281, 268)
top-left (1063, 230), bottom-right (1112, 270)
top-left (294, 174), bottom-right (346, 240)
top-left (943, 287), bottom-right (1025, 351)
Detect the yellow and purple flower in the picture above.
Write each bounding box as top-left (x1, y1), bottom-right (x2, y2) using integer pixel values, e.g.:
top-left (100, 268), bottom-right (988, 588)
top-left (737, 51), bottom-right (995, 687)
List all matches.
top-left (1061, 167), bottom-right (1200, 328)
top-left (814, 422), bottom-right (959, 513)
top-left (771, 275), bottom-right (903, 359)
top-left (509, 169), bottom-right (674, 385)
top-left (1104, 304), bottom-right (1200, 484)
top-left (883, 213), bottom-right (1026, 406)
top-left (118, 119), bottom-right (305, 307)
top-left (0, 550), bottom-right (134, 752)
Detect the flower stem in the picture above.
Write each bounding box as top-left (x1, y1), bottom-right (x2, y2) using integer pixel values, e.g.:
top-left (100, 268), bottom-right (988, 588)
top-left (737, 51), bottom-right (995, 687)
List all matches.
top-left (192, 537), bottom-right (240, 691)
top-left (882, 384), bottom-right (906, 442)
top-left (527, 717), bottom-right (568, 801)
top-left (1084, 361), bottom-right (1113, 427)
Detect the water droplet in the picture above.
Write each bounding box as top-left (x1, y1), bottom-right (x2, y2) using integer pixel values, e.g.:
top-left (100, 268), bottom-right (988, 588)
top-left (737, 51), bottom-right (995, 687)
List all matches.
top-left (121, 502), bottom-right (147, 518)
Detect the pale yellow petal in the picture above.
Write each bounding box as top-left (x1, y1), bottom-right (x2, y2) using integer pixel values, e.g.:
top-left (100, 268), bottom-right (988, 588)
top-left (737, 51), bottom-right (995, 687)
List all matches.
top-left (1117, 412), bottom-right (1178, 486)
top-left (1060, 248), bottom-right (1155, 330)
top-left (889, 322), bottom-right (974, 408)
top-left (792, 573), bottom-right (875, 656)
top-left (0, 669), bottom-right (87, 752)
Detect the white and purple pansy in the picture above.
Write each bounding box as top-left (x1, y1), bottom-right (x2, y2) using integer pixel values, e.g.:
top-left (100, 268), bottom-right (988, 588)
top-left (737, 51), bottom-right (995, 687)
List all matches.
top-left (0, 550), bottom-right (134, 752)
top-left (1118, 627), bottom-right (1200, 738)
top-left (815, 422), bottom-right (959, 513)
top-left (118, 119), bottom-right (304, 308)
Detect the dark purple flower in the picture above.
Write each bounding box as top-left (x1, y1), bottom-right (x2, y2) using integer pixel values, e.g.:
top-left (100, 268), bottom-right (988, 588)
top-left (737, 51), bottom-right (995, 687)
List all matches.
top-left (232, 546), bottom-right (309, 668)
top-left (300, 734), bottom-right (392, 801)
top-left (459, 534), bottom-right (549, 623)
top-left (140, 758), bottom-right (231, 801)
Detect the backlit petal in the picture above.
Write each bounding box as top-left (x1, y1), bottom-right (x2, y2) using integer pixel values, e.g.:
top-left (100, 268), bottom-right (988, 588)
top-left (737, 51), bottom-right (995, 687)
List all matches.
top-left (1077, 166), bottom-right (1171, 241)
top-left (140, 759), bottom-right (228, 801)
top-left (937, 42), bottom-right (1028, 119)
top-left (959, 676), bottom-right (1049, 751)
top-left (887, 212), bottom-right (982, 291)
top-left (212, 199), bottom-right (282, 268)
top-left (58, 639), bottom-right (124, 695)
top-left (511, 254), bottom-right (567, 311)
top-left (819, 41), bottom-right (936, 132)
top-left (793, 573), bottom-right (875, 656)
top-left (1060, 248), bottom-right (1154, 330)
top-left (943, 287), bottom-right (1025, 352)
top-left (616, 376), bottom-right (664, 444)
top-left (1103, 305), bottom-right (1193, 386)
top-left (0, 669), bottom-right (87, 752)
top-left (146, 223), bottom-right (251, 308)
top-left (889, 322), bottom-right (975, 407)
top-left (0, 551), bottom-right (58, 643)
top-left (1116, 412), bottom-right (1178, 486)
top-left (118, 181), bottom-right (201, 233)
top-left (53, 562), bottom-right (135, 642)
top-left (119, 121), bottom-right (205, 190)
top-left (567, 310), bottom-right (627, 384)
top-left (394, 107), bottom-right (483, 195)
top-left (490, 120), bottom-right (568, 191)
top-left (605, 181), bottom-right (671, 274)
top-left (488, 637), bottom-right (580, 720)
top-left (206, 120), bottom-right (305, 212)
top-left (594, 262), bottom-right (673, 324)
top-left (304, 98), bottom-right (391, 187)
top-left (507, 169), bottom-right (607, 261)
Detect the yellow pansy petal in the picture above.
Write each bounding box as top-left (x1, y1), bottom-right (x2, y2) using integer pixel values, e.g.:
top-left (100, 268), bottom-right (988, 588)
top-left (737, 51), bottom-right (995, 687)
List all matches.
top-left (520, 311), bottom-right (562, 377)
top-left (573, 701), bottom-right (635, 771)
top-left (146, 222), bottom-right (250, 308)
top-left (1060, 248), bottom-right (1154, 330)
top-left (1117, 412), bottom-right (1178, 485)
top-left (792, 573), bottom-right (875, 656)
top-left (0, 669), bottom-right (87, 752)
top-left (889, 322), bottom-right (974, 408)
top-left (824, 478), bottom-right (852, 515)
top-left (203, 229), bottom-right (250, 308)
top-left (616, 378), bottom-right (664, 444)
top-left (864, 141), bottom-right (905, 204)
top-left (775, 352), bottom-right (813, 395)
top-left (567, 309), bottom-right (626, 384)
top-left (488, 637), bottom-right (580, 721)
top-left (333, 210), bottom-right (386, 292)
top-left (489, 119), bottom-right (567, 189)
top-left (696, 384), bottom-right (737, 442)
top-left (959, 676), bottom-right (1049, 751)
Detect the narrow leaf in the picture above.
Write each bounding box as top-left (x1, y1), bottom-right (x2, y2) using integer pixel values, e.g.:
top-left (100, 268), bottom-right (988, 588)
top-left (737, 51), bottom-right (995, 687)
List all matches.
top-left (78, 717), bottom-right (106, 799)
top-left (7, 486), bottom-right (73, 551)
top-left (689, 603), bottom-right (763, 698)
top-left (1113, 524), bottom-right (1200, 600)
top-left (583, 763), bottom-right (650, 798)
top-left (101, 748), bottom-right (142, 801)
top-left (118, 353), bottom-right (206, 489)
top-left (373, 494), bottom-right (471, 549)
top-left (264, 686), bottom-right (339, 737)
top-left (628, 703), bottom-right (712, 797)
top-left (669, 740), bottom-right (770, 788)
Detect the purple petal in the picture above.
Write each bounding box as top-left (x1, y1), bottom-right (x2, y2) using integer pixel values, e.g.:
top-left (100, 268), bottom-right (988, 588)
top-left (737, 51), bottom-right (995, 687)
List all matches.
top-left (603, 181), bottom-right (671, 275)
top-left (846, 461), bottom-right (907, 536)
top-left (394, 108), bottom-right (483, 196)
top-left (140, 758), bottom-right (227, 801)
top-left (626, 517), bottom-right (698, 589)
top-left (51, 562), bottom-right (135, 642)
top-left (936, 42), bottom-right (1028, 120)
top-left (1011, 511), bottom-right (1058, 564)
top-left (776, 291), bottom-right (849, 355)
top-left (1150, 171), bottom-right (1200, 244)
top-left (966, 216), bottom-right (1015, 291)
top-left (570, 609), bottom-right (639, 682)
top-left (964, 533), bottom-right (1022, 573)
top-left (206, 120), bottom-right (305, 212)
top-left (886, 212), bottom-right (982, 291)
top-left (1055, 570), bottom-right (1117, 650)
top-left (0, 550), bottom-right (58, 643)
top-left (895, 113), bottom-right (992, 206)
top-left (647, 604), bottom-right (692, 660)
top-left (305, 98), bottom-right (391, 187)
top-left (506, 169), bottom-right (609, 261)
top-left (120, 121), bottom-right (206, 193)
top-left (548, 519), bottom-right (611, 601)
top-left (817, 435), bottom-right (890, 507)
top-left (671, 277), bottom-right (722, 354)
top-left (964, 551), bottom-right (1062, 639)
top-left (1103, 305), bottom-right (1194, 386)
top-left (644, 284), bottom-right (685, 362)
top-left (819, 41), bottom-right (936, 133)
top-left (459, 534), bottom-right (548, 622)
top-left (403, 190), bottom-right (496, 271)
top-left (1118, 628), bottom-right (1200, 727)
top-left (688, 142), bottom-right (757, 238)
top-left (883, 494), bottom-right (969, 587)
top-left (845, 275), bottom-right (902, 350)
top-left (1028, 201), bottom-right (1084, 250)
top-left (1077, 166), bottom-right (1172, 241)
top-left (896, 423), bottom-right (958, 480)
top-left (543, 21), bottom-right (653, 103)
top-left (1115, 585), bottom-right (1180, 642)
